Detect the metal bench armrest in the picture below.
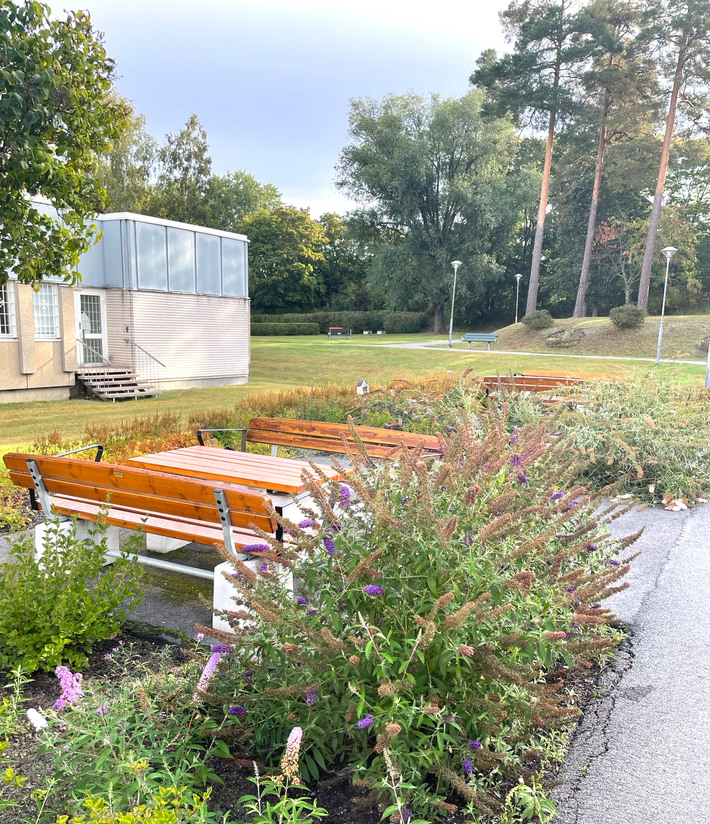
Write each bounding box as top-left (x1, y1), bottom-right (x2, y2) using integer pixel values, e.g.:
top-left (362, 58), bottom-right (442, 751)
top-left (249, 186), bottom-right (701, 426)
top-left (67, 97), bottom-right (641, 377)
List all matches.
top-left (197, 428), bottom-right (247, 451)
top-left (56, 443), bottom-right (104, 462)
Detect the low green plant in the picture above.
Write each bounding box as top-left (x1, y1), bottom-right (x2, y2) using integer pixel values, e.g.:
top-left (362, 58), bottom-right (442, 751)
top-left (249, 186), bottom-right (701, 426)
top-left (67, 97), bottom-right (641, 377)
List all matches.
top-left (0, 517), bottom-right (144, 673)
top-left (499, 777), bottom-right (556, 823)
top-left (201, 411), bottom-right (636, 819)
top-left (39, 642), bottom-right (231, 822)
top-left (53, 786), bottom-right (223, 824)
top-left (609, 305), bottom-right (645, 330)
top-left (521, 310), bottom-right (554, 330)
top-left (0, 740), bottom-right (28, 815)
top-left (0, 666), bottom-right (31, 740)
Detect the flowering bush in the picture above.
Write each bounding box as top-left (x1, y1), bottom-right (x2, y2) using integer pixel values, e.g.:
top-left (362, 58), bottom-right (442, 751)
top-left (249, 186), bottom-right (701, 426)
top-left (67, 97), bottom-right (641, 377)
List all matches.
top-left (609, 305), bottom-right (645, 330)
top-left (200, 411), bottom-right (636, 820)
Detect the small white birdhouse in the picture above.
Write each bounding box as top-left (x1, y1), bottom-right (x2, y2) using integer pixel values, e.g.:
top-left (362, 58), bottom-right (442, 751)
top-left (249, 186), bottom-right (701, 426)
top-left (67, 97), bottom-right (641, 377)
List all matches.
top-left (356, 380), bottom-right (370, 395)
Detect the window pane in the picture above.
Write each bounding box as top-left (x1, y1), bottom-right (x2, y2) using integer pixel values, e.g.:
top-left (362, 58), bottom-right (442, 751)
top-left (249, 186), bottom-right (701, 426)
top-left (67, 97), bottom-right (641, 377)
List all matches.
top-left (222, 239), bottom-right (247, 297)
top-left (0, 283), bottom-right (15, 337)
top-left (136, 222), bottom-right (168, 291)
top-left (168, 228), bottom-right (196, 292)
top-left (196, 233), bottom-right (221, 295)
top-left (33, 284), bottom-right (59, 339)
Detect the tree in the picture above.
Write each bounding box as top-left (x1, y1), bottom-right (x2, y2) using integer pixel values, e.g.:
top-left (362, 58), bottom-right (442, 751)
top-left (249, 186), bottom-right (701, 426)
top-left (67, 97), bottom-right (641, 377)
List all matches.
top-left (239, 206), bottom-right (327, 312)
top-left (205, 171), bottom-right (281, 232)
top-left (636, 0), bottom-right (710, 309)
top-left (572, 0), bottom-right (660, 316)
top-left (472, 0), bottom-right (591, 315)
top-left (313, 213), bottom-right (370, 308)
top-left (337, 91), bottom-right (520, 332)
top-left (0, 1), bottom-right (128, 286)
top-left (97, 100), bottom-right (158, 213)
top-left (148, 114), bottom-right (212, 225)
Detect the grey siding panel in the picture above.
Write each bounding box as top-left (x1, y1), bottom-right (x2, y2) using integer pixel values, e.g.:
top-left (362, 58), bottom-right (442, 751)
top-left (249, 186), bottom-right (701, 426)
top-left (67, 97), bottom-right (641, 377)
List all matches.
top-left (105, 290), bottom-right (133, 369)
top-left (129, 291), bottom-right (249, 386)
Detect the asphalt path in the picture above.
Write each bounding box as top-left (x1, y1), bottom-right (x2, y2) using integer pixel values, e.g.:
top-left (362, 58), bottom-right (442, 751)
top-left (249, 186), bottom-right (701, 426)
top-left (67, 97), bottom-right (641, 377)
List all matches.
top-left (552, 502), bottom-right (710, 823)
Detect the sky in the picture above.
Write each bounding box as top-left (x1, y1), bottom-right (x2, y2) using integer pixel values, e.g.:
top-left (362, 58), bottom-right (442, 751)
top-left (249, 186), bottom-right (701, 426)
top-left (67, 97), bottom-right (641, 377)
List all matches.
top-left (76, 0), bottom-right (512, 217)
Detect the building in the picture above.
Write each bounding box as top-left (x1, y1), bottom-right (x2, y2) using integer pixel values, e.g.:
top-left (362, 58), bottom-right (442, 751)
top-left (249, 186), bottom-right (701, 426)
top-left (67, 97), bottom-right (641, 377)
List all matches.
top-left (0, 211), bottom-right (250, 403)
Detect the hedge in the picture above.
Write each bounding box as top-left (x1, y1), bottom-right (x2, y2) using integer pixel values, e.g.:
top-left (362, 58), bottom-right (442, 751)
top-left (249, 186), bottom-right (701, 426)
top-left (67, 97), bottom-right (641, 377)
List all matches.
top-left (251, 322), bottom-right (320, 336)
top-left (250, 311), bottom-right (429, 334)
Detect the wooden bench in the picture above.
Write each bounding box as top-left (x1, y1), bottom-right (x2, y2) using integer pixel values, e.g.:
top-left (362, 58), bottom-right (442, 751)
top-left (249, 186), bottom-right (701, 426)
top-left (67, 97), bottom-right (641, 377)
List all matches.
top-left (483, 370), bottom-right (621, 394)
top-left (3, 451), bottom-right (286, 629)
top-left (462, 332), bottom-right (498, 350)
top-left (198, 418), bottom-right (442, 459)
top-left (327, 326), bottom-right (352, 339)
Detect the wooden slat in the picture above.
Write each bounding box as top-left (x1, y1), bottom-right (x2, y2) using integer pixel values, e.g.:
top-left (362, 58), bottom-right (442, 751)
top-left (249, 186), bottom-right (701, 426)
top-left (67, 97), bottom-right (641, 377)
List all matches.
top-left (47, 496), bottom-right (265, 548)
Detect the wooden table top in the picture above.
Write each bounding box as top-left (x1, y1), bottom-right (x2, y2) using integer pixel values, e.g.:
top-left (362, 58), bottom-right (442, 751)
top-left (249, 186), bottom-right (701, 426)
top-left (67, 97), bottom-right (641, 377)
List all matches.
top-left (126, 446), bottom-right (345, 496)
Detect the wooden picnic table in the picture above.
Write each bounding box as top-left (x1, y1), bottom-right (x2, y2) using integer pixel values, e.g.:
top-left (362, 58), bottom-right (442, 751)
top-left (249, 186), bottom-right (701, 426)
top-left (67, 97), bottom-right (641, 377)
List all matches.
top-left (126, 445), bottom-right (345, 497)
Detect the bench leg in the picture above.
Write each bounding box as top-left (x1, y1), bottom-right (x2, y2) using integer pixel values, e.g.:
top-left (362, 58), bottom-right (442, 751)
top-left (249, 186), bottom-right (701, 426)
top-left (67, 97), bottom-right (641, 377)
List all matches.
top-left (146, 534), bottom-right (189, 554)
top-left (212, 558), bottom-right (294, 633)
top-left (487, 342), bottom-right (491, 350)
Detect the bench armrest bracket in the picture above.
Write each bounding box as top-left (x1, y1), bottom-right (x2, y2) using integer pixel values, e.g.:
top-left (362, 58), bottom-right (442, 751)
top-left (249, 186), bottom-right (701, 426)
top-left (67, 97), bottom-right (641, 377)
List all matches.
top-left (27, 459), bottom-right (54, 516)
top-left (214, 489), bottom-right (239, 556)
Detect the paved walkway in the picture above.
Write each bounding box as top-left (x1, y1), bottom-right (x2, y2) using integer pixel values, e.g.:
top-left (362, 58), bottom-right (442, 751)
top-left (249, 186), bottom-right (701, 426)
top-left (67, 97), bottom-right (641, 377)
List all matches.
top-left (552, 502), bottom-right (710, 823)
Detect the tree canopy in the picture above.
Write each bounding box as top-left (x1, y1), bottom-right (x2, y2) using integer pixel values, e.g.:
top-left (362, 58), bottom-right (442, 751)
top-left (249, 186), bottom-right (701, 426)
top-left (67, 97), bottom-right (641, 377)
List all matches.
top-left (0, 0), bottom-right (129, 286)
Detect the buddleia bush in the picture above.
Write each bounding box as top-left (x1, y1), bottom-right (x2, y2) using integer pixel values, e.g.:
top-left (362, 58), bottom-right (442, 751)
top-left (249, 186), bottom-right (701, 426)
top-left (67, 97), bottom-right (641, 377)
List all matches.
top-left (198, 411), bottom-right (637, 821)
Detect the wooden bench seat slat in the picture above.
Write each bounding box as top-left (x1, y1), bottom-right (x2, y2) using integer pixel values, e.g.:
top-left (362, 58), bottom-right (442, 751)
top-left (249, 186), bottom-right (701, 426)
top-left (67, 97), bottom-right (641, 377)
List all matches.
top-left (47, 495), bottom-right (263, 548)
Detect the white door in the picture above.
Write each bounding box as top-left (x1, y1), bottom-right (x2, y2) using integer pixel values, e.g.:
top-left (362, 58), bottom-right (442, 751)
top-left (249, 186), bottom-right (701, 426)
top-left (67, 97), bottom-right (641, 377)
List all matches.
top-left (75, 290), bottom-right (108, 365)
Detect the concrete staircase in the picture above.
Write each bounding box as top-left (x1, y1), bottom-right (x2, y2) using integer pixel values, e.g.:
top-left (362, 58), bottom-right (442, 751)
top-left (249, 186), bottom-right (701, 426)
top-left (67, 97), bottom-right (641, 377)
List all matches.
top-left (76, 367), bottom-right (157, 401)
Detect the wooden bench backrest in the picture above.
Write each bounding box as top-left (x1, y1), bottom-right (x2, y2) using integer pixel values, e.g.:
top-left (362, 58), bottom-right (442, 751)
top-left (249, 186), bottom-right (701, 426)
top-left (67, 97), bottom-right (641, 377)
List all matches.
top-left (3, 453), bottom-right (277, 534)
top-left (245, 418), bottom-right (441, 459)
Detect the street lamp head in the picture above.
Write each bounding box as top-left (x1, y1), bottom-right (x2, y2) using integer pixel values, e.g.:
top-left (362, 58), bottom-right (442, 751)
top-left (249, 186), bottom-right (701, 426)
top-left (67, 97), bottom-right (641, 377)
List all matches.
top-left (451, 260), bottom-right (462, 271)
top-left (515, 273), bottom-right (522, 282)
top-left (661, 246), bottom-right (678, 260)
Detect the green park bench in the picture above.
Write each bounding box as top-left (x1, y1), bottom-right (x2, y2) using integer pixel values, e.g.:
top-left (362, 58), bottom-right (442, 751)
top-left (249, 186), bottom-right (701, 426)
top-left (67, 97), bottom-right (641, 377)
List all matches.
top-left (461, 332), bottom-right (498, 350)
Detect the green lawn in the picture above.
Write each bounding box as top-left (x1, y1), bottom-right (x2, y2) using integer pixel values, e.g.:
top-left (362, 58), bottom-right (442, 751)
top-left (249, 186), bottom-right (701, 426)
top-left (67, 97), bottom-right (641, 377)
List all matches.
top-left (1, 325), bottom-right (707, 452)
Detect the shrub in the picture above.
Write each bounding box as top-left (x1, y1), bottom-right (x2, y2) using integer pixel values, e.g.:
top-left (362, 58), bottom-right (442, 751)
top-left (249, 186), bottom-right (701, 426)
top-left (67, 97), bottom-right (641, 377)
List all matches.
top-left (200, 412), bottom-right (634, 820)
top-left (521, 310), bottom-right (554, 330)
top-left (382, 312), bottom-right (429, 334)
top-left (0, 518), bottom-right (144, 673)
top-left (250, 311), bottom-right (430, 334)
top-left (609, 305), bottom-right (646, 329)
top-left (251, 322), bottom-right (320, 335)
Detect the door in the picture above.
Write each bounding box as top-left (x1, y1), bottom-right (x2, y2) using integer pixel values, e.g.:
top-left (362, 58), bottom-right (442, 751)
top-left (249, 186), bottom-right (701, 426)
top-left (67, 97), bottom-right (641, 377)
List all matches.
top-left (75, 290), bottom-right (108, 365)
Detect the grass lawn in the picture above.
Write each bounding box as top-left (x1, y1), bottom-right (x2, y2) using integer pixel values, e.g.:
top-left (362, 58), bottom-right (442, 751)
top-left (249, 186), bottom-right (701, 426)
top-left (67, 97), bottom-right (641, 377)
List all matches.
top-left (1, 319), bottom-right (708, 453)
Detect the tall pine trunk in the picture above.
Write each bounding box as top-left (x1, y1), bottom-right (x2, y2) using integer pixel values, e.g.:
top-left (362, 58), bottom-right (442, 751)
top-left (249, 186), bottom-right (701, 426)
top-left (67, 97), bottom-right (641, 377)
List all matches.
top-left (637, 35), bottom-right (688, 309)
top-left (433, 303), bottom-right (446, 334)
top-left (574, 94), bottom-right (610, 319)
top-left (526, 109), bottom-right (557, 315)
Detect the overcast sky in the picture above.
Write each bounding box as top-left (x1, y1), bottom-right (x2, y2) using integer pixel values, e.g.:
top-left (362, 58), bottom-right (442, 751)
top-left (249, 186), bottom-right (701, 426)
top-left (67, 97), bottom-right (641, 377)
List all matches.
top-left (77, 0), bottom-right (512, 216)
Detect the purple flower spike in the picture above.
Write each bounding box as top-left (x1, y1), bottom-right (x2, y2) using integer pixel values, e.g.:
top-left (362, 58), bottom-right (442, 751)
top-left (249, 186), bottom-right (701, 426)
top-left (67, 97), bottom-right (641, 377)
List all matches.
top-left (298, 519), bottom-right (317, 529)
top-left (228, 705), bottom-right (246, 717)
top-left (586, 543), bottom-right (598, 552)
top-left (339, 486), bottom-right (352, 508)
top-left (243, 543), bottom-right (271, 553)
top-left (463, 757), bottom-right (473, 775)
top-left (259, 563), bottom-right (268, 572)
top-left (363, 584), bottom-right (384, 596)
top-left (606, 559), bottom-right (620, 566)
top-left (518, 472), bottom-right (528, 485)
top-left (468, 740), bottom-right (482, 750)
top-left (53, 666), bottom-right (84, 711)
top-left (510, 454), bottom-right (522, 468)
top-left (323, 536), bottom-right (335, 557)
top-left (297, 597), bottom-right (308, 605)
top-left (357, 714), bottom-right (375, 728)
top-left (306, 691), bottom-right (318, 706)
top-left (566, 586), bottom-right (576, 593)
top-left (550, 491), bottom-right (564, 501)
top-left (211, 644), bottom-right (233, 654)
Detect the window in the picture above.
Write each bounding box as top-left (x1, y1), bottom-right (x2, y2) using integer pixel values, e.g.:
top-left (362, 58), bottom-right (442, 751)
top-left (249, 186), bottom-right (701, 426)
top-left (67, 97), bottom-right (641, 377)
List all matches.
top-left (196, 233), bottom-right (221, 295)
top-left (222, 238), bottom-right (247, 297)
top-left (0, 282), bottom-right (16, 338)
top-left (168, 228), bottom-right (196, 292)
top-left (136, 222), bottom-right (168, 291)
top-left (33, 284), bottom-right (60, 339)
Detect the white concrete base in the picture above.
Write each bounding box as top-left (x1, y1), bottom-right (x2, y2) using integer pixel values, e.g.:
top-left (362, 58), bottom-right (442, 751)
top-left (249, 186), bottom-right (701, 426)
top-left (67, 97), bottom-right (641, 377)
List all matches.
top-left (145, 534), bottom-right (189, 553)
top-left (34, 519), bottom-right (120, 565)
top-left (212, 557), bottom-right (295, 633)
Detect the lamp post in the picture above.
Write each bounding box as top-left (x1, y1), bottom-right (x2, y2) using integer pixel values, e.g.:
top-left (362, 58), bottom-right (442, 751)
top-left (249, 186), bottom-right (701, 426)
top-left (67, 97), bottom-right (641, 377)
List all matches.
top-left (655, 246), bottom-right (677, 366)
top-left (514, 273), bottom-right (523, 324)
top-left (448, 260), bottom-right (462, 348)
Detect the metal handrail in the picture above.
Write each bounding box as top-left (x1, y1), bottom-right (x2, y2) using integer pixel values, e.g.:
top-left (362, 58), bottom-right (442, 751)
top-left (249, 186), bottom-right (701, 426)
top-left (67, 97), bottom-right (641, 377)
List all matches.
top-left (123, 338), bottom-right (166, 368)
top-left (76, 338), bottom-right (118, 369)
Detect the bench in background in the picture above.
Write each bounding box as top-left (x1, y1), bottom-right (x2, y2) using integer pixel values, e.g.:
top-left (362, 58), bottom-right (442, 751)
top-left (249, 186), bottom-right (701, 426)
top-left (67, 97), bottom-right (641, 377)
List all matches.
top-left (327, 326), bottom-right (352, 339)
top-left (483, 370), bottom-right (622, 394)
top-left (462, 332), bottom-right (498, 350)
top-left (198, 417), bottom-right (442, 459)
